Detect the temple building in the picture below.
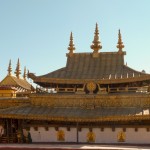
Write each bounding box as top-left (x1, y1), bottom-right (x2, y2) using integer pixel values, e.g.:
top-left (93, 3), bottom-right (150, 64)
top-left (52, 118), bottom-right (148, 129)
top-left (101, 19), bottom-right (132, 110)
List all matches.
top-left (0, 23), bottom-right (150, 144)
top-left (0, 59), bottom-right (33, 97)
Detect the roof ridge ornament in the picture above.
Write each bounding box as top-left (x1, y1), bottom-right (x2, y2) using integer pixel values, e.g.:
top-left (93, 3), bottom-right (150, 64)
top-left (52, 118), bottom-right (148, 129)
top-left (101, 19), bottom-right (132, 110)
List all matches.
top-left (117, 29), bottom-right (124, 54)
top-left (23, 66), bottom-right (27, 80)
top-left (14, 58), bottom-right (21, 79)
top-left (68, 32), bottom-right (75, 57)
top-left (7, 59), bottom-right (12, 76)
top-left (91, 23), bottom-right (102, 57)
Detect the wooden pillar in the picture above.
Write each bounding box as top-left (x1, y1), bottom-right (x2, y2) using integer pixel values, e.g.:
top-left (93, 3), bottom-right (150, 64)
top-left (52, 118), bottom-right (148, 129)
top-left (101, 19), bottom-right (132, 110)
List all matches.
top-left (2, 119), bottom-right (5, 136)
top-left (10, 119), bottom-right (13, 143)
top-left (17, 120), bottom-right (24, 143)
top-left (76, 122), bottom-right (79, 143)
top-left (108, 85), bottom-right (110, 93)
top-left (10, 119), bottom-right (12, 135)
top-left (6, 119), bottom-right (9, 143)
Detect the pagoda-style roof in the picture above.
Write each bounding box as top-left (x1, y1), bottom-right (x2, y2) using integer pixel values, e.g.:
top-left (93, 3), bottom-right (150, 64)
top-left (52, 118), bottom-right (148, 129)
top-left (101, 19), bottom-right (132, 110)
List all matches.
top-left (0, 91), bottom-right (150, 123)
top-left (41, 52), bottom-right (145, 79)
top-left (0, 105), bottom-right (150, 122)
top-left (29, 52), bottom-right (150, 85)
top-left (0, 75), bottom-right (31, 91)
top-left (28, 24), bottom-right (150, 87)
top-left (0, 59), bottom-right (32, 91)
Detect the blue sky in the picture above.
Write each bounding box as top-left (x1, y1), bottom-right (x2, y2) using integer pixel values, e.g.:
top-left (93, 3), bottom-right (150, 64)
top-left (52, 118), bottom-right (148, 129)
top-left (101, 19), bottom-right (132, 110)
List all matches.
top-left (0, 0), bottom-right (150, 83)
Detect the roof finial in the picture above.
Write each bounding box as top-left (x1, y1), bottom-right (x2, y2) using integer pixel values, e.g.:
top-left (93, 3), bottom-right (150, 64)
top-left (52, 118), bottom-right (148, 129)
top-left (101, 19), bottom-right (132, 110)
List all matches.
top-left (14, 58), bottom-right (21, 79)
top-left (68, 32), bottom-right (75, 57)
top-left (27, 70), bottom-right (30, 78)
top-left (7, 59), bottom-right (12, 76)
top-left (117, 29), bottom-right (124, 53)
top-left (23, 66), bottom-right (27, 80)
top-left (91, 23), bottom-right (102, 57)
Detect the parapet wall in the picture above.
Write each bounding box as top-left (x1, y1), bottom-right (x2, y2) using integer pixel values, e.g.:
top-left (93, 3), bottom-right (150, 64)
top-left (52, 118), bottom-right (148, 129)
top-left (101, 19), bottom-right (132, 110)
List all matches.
top-left (0, 97), bottom-right (30, 109)
top-left (30, 93), bottom-right (150, 108)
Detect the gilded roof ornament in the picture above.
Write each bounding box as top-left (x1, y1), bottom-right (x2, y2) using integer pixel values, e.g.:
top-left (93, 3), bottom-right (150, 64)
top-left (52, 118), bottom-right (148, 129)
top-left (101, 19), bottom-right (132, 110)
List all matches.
top-left (14, 58), bottom-right (21, 79)
top-left (27, 70), bottom-right (30, 78)
top-left (68, 32), bottom-right (75, 57)
top-left (23, 66), bottom-right (27, 80)
top-left (117, 29), bottom-right (124, 53)
top-left (91, 23), bottom-right (102, 57)
top-left (7, 59), bottom-right (12, 76)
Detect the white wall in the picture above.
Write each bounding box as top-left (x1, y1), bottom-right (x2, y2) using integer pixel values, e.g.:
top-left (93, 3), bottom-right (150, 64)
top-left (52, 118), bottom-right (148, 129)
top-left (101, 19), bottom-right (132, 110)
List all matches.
top-left (61, 127), bottom-right (76, 142)
top-left (79, 128), bottom-right (121, 143)
top-left (28, 127), bottom-right (150, 144)
top-left (125, 128), bottom-right (150, 144)
top-left (29, 127), bottom-right (76, 142)
top-left (78, 128), bottom-right (88, 143)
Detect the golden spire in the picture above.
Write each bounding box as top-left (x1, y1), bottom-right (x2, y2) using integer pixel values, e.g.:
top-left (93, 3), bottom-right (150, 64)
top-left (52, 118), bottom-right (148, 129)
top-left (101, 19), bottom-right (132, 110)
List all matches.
top-left (7, 59), bottom-right (12, 76)
top-left (91, 23), bottom-right (102, 57)
top-left (117, 29), bottom-right (124, 53)
top-left (14, 58), bottom-right (21, 79)
top-left (68, 32), bottom-right (75, 57)
top-left (23, 66), bottom-right (27, 80)
top-left (27, 70), bottom-right (29, 78)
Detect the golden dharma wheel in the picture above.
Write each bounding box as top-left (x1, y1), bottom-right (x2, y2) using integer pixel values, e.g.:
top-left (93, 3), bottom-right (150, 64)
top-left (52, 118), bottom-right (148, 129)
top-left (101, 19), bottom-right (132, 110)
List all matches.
top-left (86, 82), bottom-right (97, 92)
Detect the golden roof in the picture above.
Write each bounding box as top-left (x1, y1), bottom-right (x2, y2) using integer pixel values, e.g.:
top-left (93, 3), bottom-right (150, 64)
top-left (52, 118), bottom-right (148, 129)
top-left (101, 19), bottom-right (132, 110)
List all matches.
top-left (0, 59), bottom-right (32, 91)
top-left (29, 52), bottom-right (149, 84)
top-left (0, 105), bottom-right (149, 122)
top-left (0, 75), bottom-right (31, 90)
top-left (28, 25), bottom-right (150, 85)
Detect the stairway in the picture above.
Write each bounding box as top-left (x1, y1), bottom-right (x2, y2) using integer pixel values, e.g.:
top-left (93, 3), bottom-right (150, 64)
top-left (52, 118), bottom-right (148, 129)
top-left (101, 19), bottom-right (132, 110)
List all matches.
top-left (9, 136), bottom-right (14, 143)
top-left (0, 135), bottom-right (17, 143)
top-left (0, 136), bottom-right (8, 143)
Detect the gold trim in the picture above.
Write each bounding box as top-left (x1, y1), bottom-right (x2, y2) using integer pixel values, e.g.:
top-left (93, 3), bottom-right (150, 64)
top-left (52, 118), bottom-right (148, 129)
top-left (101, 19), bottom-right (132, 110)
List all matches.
top-left (32, 75), bottom-right (150, 84)
top-left (117, 131), bottom-right (126, 142)
top-left (0, 113), bottom-right (150, 122)
top-left (87, 131), bottom-right (95, 142)
top-left (57, 130), bottom-right (65, 141)
top-left (86, 82), bottom-right (96, 93)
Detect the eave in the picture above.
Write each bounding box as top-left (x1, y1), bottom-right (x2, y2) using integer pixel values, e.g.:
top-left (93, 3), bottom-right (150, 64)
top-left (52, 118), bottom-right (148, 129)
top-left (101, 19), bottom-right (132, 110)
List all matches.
top-left (30, 74), bottom-right (150, 85)
top-left (0, 113), bottom-right (150, 123)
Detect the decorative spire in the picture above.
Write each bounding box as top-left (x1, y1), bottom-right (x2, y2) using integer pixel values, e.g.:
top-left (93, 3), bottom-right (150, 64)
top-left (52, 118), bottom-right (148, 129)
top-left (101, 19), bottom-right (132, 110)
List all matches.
top-left (91, 23), bottom-right (102, 57)
top-left (23, 66), bottom-right (27, 80)
top-left (14, 58), bottom-right (21, 79)
top-left (7, 59), bottom-right (12, 76)
top-left (27, 70), bottom-right (29, 78)
top-left (117, 29), bottom-right (124, 53)
top-left (68, 32), bottom-right (75, 57)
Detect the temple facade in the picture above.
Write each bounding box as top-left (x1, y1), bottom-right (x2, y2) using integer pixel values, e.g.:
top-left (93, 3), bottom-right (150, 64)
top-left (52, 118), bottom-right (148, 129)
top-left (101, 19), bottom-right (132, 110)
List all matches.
top-left (0, 24), bottom-right (150, 144)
